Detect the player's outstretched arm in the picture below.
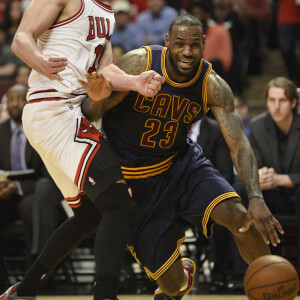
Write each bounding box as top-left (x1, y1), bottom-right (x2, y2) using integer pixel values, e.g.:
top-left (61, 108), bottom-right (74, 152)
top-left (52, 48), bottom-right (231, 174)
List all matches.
top-left (207, 71), bottom-right (283, 247)
top-left (98, 44), bottom-right (165, 97)
top-left (81, 48), bottom-right (151, 121)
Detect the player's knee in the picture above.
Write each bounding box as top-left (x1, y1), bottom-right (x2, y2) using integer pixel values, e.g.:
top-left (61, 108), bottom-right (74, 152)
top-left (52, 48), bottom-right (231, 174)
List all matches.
top-left (73, 195), bottom-right (102, 231)
top-left (104, 183), bottom-right (138, 225)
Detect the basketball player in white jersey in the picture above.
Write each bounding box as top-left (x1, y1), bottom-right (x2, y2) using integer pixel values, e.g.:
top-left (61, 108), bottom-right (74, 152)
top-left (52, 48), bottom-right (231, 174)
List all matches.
top-left (0, 0), bottom-right (164, 300)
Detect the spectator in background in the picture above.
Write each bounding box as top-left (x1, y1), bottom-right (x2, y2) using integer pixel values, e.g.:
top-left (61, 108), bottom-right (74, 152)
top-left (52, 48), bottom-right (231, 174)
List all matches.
top-left (111, 0), bottom-right (143, 52)
top-left (129, 0), bottom-right (148, 22)
top-left (136, 0), bottom-right (178, 46)
top-left (31, 173), bottom-right (66, 261)
top-left (276, 0), bottom-right (300, 86)
top-left (234, 95), bottom-right (250, 139)
top-left (236, 0), bottom-right (270, 75)
top-left (213, 0), bottom-right (246, 95)
top-left (231, 77), bottom-right (300, 279)
top-left (0, 22), bottom-right (23, 81)
top-left (0, 65), bottom-right (31, 123)
top-left (0, 84), bottom-right (45, 267)
top-left (187, 0), bottom-right (233, 82)
top-left (4, 0), bottom-right (23, 45)
top-left (14, 64), bottom-right (31, 88)
top-left (0, 2), bottom-right (6, 22)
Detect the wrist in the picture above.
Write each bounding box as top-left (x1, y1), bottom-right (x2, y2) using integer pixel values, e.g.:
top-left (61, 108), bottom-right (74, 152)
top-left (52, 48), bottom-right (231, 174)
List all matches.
top-left (128, 74), bottom-right (138, 91)
top-left (248, 195), bottom-right (264, 201)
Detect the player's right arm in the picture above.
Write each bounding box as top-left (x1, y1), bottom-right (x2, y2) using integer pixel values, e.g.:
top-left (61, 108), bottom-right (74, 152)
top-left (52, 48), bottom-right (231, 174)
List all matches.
top-left (81, 48), bottom-right (149, 121)
top-left (11, 0), bottom-right (68, 81)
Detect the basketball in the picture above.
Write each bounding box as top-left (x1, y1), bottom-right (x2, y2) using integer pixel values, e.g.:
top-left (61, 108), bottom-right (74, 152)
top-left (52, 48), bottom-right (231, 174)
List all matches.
top-left (244, 255), bottom-right (299, 300)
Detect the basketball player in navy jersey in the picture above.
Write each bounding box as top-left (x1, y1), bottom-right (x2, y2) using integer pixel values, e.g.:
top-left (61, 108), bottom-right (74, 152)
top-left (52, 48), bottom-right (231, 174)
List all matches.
top-left (80, 15), bottom-right (284, 299)
top-left (0, 0), bottom-right (164, 300)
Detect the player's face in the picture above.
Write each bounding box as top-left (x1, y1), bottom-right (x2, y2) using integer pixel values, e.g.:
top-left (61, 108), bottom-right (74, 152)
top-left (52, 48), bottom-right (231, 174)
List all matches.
top-left (165, 25), bottom-right (204, 80)
top-left (266, 86), bottom-right (296, 124)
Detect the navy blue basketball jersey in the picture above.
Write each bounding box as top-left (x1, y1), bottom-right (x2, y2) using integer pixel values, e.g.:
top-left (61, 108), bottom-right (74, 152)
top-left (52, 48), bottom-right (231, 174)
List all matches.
top-left (102, 45), bottom-right (212, 176)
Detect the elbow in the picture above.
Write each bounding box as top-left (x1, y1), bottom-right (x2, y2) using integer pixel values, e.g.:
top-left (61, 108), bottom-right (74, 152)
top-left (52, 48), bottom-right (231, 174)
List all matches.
top-left (11, 35), bottom-right (20, 57)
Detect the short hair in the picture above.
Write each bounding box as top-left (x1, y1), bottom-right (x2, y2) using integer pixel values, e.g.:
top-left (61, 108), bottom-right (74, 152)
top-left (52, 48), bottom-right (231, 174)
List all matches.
top-left (169, 14), bottom-right (203, 35)
top-left (264, 77), bottom-right (299, 113)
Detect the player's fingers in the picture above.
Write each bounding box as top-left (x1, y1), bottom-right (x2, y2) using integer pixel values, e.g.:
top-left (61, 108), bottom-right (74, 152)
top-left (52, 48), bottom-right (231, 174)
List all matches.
top-left (48, 57), bottom-right (67, 62)
top-left (263, 220), bottom-right (279, 247)
top-left (145, 88), bottom-right (155, 98)
top-left (96, 72), bottom-right (105, 79)
top-left (48, 60), bottom-right (68, 68)
top-left (50, 74), bottom-right (63, 81)
top-left (78, 79), bottom-right (86, 86)
top-left (149, 79), bottom-right (163, 89)
top-left (91, 72), bottom-right (99, 79)
top-left (153, 73), bottom-right (165, 83)
top-left (256, 222), bottom-right (270, 245)
top-left (271, 215), bottom-right (284, 235)
top-left (239, 219), bottom-right (251, 233)
top-left (84, 73), bottom-right (91, 81)
top-left (147, 83), bottom-right (160, 93)
top-left (49, 66), bottom-right (66, 74)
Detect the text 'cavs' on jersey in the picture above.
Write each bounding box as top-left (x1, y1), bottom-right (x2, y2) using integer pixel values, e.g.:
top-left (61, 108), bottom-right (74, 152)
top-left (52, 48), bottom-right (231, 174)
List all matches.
top-left (28, 0), bottom-right (115, 96)
top-left (103, 45), bottom-right (212, 176)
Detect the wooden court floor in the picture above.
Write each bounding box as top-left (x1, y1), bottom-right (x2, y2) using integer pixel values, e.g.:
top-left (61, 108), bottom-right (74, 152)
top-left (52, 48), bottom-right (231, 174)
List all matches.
top-left (37, 295), bottom-right (300, 300)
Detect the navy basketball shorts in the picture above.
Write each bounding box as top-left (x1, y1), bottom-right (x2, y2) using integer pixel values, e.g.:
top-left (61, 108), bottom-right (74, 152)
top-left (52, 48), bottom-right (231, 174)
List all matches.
top-left (126, 138), bottom-right (239, 280)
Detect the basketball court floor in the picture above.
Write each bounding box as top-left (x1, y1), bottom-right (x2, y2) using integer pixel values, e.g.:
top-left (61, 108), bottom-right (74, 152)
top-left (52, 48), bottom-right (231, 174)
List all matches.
top-left (37, 295), bottom-right (300, 300)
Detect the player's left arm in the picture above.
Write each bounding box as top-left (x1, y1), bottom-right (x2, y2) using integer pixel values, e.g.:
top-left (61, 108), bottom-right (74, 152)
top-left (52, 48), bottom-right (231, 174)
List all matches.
top-left (94, 40), bottom-right (164, 97)
top-left (81, 47), bottom-right (151, 121)
top-left (207, 70), bottom-right (283, 246)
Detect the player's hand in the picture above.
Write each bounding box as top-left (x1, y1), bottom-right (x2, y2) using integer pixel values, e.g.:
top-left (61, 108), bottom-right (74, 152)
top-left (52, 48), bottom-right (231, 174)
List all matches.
top-left (239, 197), bottom-right (284, 247)
top-left (78, 72), bottom-right (112, 103)
top-left (134, 70), bottom-right (165, 97)
top-left (41, 57), bottom-right (68, 81)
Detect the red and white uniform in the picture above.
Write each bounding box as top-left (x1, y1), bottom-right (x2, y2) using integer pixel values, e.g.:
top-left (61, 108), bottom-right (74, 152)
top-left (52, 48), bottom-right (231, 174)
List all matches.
top-left (22, 0), bottom-right (115, 206)
top-left (29, 0), bottom-right (115, 94)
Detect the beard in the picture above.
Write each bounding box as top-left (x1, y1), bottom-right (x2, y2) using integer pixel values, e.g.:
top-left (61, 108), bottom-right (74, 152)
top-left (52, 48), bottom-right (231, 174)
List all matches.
top-left (168, 52), bottom-right (199, 78)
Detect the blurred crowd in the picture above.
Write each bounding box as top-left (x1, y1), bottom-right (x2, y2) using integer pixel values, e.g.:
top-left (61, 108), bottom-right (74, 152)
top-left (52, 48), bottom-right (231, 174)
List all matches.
top-left (0, 0), bottom-right (299, 293)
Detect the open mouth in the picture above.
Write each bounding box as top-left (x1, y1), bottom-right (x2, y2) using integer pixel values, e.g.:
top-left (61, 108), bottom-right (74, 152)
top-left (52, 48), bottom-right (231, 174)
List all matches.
top-left (178, 59), bottom-right (193, 69)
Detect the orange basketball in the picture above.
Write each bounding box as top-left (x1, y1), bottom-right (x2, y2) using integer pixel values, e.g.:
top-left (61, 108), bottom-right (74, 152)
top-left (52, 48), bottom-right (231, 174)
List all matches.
top-left (244, 255), bottom-right (299, 300)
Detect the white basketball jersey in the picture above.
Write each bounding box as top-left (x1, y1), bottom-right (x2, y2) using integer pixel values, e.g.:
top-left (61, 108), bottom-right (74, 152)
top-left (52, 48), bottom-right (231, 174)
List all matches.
top-left (28, 0), bottom-right (115, 95)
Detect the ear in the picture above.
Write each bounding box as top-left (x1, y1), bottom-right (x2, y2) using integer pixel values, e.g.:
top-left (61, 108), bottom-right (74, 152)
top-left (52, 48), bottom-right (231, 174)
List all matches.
top-left (202, 34), bottom-right (206, 50)
top-left (291, 98), bottom-right (297, 109)
top-left (165, 33), bottom-right (170, 47)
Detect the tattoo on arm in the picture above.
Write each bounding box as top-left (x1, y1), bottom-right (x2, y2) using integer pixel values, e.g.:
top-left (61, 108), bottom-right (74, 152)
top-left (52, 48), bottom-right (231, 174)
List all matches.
top-left (82, 49), bottom-right (148, 121)
top-left (116, 48), bottom-right (148, 75)
top-left (208, 73), bottom-right (261, 196)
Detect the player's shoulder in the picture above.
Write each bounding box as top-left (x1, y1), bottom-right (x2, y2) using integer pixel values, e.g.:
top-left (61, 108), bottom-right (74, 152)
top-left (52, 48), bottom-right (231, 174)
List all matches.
top-left (207, 69), bottom-right (229, 91)
top-left (116, 48), bottom-right (148, 75)
top-left (207, 69), bottom-right (234, 107)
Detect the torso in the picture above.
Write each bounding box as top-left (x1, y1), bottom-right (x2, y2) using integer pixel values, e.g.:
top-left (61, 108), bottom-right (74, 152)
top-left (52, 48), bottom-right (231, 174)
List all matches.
top-left (102, 45), bottom-right (212, 167)
top-left (28, 0), bottom-right (115, 95)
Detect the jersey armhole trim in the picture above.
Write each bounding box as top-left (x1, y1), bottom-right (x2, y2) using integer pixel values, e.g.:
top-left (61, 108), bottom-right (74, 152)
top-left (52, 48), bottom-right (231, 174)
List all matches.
top-left (202, 62), bottom-right (212, 114)
top-left (50, 0), bottom-right (85, 29)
